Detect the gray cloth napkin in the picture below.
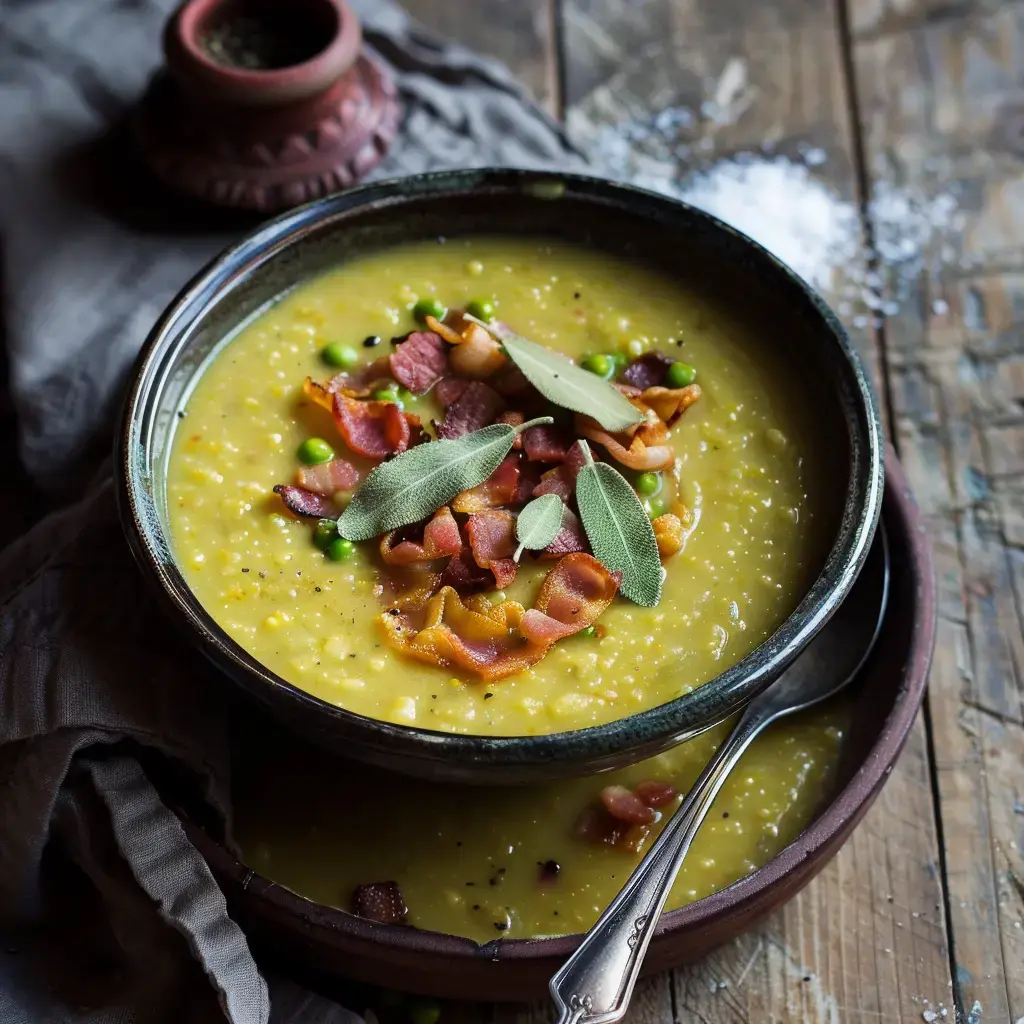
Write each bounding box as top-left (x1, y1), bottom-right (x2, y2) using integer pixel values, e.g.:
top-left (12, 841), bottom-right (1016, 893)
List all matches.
top-left (0, 2), bottom-right (586, 1020)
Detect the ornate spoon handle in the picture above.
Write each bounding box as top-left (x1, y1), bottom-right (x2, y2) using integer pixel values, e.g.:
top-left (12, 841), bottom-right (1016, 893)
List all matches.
top-left (549, 707), bottom-right (767, 1024)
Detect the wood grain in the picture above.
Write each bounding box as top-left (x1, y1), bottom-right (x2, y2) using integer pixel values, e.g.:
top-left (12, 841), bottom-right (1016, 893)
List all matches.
top-left (399, 0), bottom-right (561, 113)
top-left (850, 2), bottom-right (1024, 1020)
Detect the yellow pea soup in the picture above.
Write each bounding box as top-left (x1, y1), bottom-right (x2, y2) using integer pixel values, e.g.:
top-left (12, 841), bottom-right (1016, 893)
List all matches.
top-left (167, 236), bottom-right (836, 736)
top-left (233, 701), bottom-right (847, 941)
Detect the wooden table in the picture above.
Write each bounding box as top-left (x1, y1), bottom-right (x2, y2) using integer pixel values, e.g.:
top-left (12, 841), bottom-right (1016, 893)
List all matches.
top-left (400, 1), bottom-right (1024, 1021)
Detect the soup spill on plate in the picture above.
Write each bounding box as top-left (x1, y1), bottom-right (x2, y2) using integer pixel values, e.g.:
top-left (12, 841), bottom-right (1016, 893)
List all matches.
top-left (232, 702), bottom-right (846, 940)
top-left (167, 237), bottom-right (835, 735)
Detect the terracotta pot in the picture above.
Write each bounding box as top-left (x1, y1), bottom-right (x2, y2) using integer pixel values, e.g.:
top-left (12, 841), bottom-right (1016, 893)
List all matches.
top-left (136, 0), bottom-right (398, 212)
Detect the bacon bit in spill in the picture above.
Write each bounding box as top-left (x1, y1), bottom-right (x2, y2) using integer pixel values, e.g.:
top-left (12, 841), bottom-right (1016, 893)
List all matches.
top-left (351, 881), bottom-right (407, 924)
top-left (600, 785), bottom-right (657, 825)
top-left (538, 859), bottom-right (560, 883)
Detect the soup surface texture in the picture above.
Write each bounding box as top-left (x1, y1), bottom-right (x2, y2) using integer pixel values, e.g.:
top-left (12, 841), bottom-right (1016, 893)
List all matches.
top-left (234, 704), bottom-right (846, 941)
top-left (167, 237), bottom-right (832, 736)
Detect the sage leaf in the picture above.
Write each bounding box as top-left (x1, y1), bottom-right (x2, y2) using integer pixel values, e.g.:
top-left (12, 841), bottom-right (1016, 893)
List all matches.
top-left (513, 493), bottom-right (565, 561)
top-left (339, 416), bottom-right (553, 541)
top-left (467, 316), bottom-right (643, 433)
top-left (574, 441), bottom-right (662, 606)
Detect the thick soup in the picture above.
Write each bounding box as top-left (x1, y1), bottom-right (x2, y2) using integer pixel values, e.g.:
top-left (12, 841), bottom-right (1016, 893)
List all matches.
top-left (167, 237), bottom-right (833, 736)
top-left (234, 702), bottom-right (846, 941)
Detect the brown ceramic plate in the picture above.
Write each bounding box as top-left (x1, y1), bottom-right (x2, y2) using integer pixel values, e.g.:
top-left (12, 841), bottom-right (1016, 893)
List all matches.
top-left (179, 447), bottom-right (933, 1003)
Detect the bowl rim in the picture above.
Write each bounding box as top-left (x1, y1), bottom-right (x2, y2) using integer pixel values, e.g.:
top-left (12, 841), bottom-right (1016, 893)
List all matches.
top-left (116, 167), bottom-right (885, 778)
top-left (183, 445), bottom-right (934, 963)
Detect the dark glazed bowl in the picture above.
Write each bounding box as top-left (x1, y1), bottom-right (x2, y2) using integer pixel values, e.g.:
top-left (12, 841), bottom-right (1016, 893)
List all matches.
top-left (179, 449), bottom-right (932, 1001)
top-left (117, 168), bottom-right (884, 785)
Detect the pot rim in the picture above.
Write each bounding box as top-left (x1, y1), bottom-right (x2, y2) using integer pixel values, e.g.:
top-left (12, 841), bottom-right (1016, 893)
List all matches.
top-left (116, 167), bottom-right (885, 781)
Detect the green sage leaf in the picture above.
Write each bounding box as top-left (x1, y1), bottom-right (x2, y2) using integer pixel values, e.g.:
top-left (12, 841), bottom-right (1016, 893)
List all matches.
top-left (513, 493), bottom-right (565, 561)
top-left (467, 317), bottom-right (644, 433)
top-left (338, 416), bottom-right (553, 541)
top-left (574, 441), bottom-right (663, 606)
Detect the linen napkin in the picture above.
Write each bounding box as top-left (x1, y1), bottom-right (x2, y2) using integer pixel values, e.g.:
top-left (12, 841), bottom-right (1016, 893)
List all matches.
top-left (0, 2), bottom-right (585, 1021)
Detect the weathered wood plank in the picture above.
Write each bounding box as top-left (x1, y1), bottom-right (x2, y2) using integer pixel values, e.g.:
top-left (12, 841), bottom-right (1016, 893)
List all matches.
top-left (558, 1), bottom-right (954, 1019)
top-left (850, 3), bottom-right (1024, 1019)
top-left (399, 0), bottom-right (560, 113)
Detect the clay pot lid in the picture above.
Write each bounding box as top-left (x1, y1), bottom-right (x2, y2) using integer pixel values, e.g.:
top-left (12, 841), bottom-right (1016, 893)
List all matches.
top-left (136, 0), bottom-right (398, 213)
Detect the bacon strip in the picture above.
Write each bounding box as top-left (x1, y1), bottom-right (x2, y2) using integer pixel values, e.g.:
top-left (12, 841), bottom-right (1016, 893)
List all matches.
top-left (273, 485), bottom-right (335, 519)
top-left (438, 547), bottom-right (495, 593)
top-left (437, 381), bottom-right (505, 440)
top-left (575, 415), bottom-right (674, 471)
top-left (523, 424), bottom-right (569, 463)
top-left (389, 331), bottom-right (448, 395)
top-left (531, 442), bottom-right (590, 502)
top-left (380, 507), bottom-right (462, 566)
top-left (297, 458), bottom-right (360, 494)
top-left (450, 323), bottom-right (508, 378)
top-left (623, 353), bottom-right (671, 390)
top-left (324, 356), bottom-right (394, 398)
top-left (380, 554), bottom-right (619, 680)
top-left (333, 393), bottom-right (411, 459)
top-left (639, 384), bottom-right (702, 426)
top-left (466, 510), bottom-right (517, 589)
top-left (434, 377), bottom-right (471, 408)
top-left (541, 507), bottom-right (589, 559)
top-left (451, 453), bottom-right (520, 513)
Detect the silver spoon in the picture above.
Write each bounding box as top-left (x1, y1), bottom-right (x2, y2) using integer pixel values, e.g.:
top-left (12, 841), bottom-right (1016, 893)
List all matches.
top-left (550, 526), bottom-right (890, 1024)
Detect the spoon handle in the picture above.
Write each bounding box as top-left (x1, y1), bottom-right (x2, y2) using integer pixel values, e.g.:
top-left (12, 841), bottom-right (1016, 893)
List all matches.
top-left (550, 707), bottom-right (767, 1024)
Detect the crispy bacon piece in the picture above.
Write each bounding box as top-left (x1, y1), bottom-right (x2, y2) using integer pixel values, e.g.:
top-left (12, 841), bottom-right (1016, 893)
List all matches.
top-left (523, 424), bottom-right (569, 463)
top-left (623, 352), bottom-right (672, 390)
top-left (273, 485), bottom-right (335, 519)
top-left (466, 510), bottom-right (517, 589)
top-left (601, 785), bottom-right (656, 825)
top-left (323, 356), bottom-right (394, 398)
top-left (333, 393), bottom-right (411, 459)
top-left (491, 363), bottom-right (533, 398)
top-left (424, 314), bottom-right (464, 346)
top-left (296, 458), bottom-right (360, 494)
top-left (380, 507), bottom-right (462, 566)
top-left (389, 331), bottom-right (449, 395)
top-left (451, 453), bottom-right (520, 513)
top-left (652, 513), bottom-right (685, 560)
top-left (450, 323), bottom-right (508, 378)
top-left (380, 554), bottom-right (619, 680)
top-left (533, 467), bottom-right (573, 502)
top-left (575, 414), bottom-right (674, 471)
top-left (575, 779), bottom-right (677, 853)
top-left (639, 384), bottom-right (702, 426)
top-left (519, 553), bottom-right (621, 644)
top-left (495, 410), bottom-right (525, 449)
top-left (437, 381), bottom-right (506, 440)
top-left (633, 780), bottom-right (678, 808)
top-left (541, 507), bottom-right (589, 559)
top-left (351, 882), bottom-right (408, 925)
top-left (531, 442), bottom-right (590, 502)
top-left (434, 377), bottom-right (471, 408)
top-left (303, 376), bottom-right (334, 411)
top-left (438, 547), bottom-right (494, 592)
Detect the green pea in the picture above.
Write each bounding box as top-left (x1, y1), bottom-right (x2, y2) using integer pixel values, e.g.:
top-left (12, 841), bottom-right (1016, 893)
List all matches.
top-left (465, 298), bottom-right (495, 322)
top-left (372, 386), bottom-right (404, 410)
top-left (635, 471), bottom-right (661, 497)
top-left (413, 296), bottom-right (447, 324)
top-left (666, 361), bottom-right (697, 387)
top-left (297, 438), bottom-right (334, 465)
top-left (644, 496), bottom-right (668, 519)
top-left (326, 537), bottom-right (356, 562)
top-left (396, 387), bottom-right (414, 404)
top-left (579, 625), bottom-right (597, 638)
top-left (581, 353), bottom-right (614, 379)
top-left (320, 343), bottom-right (359, 370)
top-left (313, 519), bottom-right (338, 550)
top-left (610, 351), bottom-right (629, 373)
top-left (409, 999), bottom-right (441, 1024)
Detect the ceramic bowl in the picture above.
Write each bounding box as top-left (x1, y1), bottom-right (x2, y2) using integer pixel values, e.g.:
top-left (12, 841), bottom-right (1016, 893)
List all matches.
top-left (117, 168), bottom-right (884, 785)
top-left (179, 449), bottom-right (932, 1001)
